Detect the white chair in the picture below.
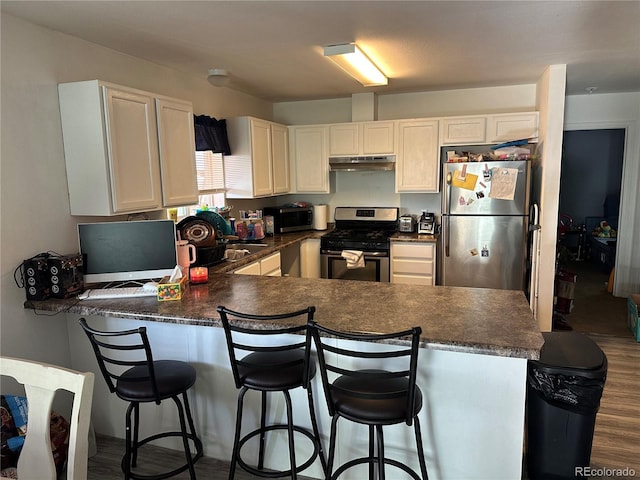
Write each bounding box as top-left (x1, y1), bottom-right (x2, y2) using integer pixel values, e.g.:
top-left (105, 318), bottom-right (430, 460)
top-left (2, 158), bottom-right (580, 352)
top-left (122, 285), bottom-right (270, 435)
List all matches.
top-left (0, 356), bottom-right (95, 480)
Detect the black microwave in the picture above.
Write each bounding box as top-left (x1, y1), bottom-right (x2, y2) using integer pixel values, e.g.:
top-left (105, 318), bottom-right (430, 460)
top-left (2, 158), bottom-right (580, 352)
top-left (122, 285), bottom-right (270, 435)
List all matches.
top-left (263, 206), bottom-right (313, 234)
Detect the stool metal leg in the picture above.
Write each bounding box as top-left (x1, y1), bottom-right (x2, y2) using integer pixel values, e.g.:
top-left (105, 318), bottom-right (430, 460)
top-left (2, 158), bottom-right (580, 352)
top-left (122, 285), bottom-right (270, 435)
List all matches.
top-left (368, 425), bottom-right (375, 480)
top-left (258, 391), bottom-right (267, 470)
top-left (306, 382), bottom-right (327, 475)
top-left (181, 391), bottom-right (203, 461)
top-left (123, 402), bottom-right (135, 479)
top-left (172, 395), bottom-right (196, 479)
top-left (132, 403), bottom-right (140, 468)
top-left (376, 425), bottom-right (385, 480)
top-left (283, 390), bottom-right (297, 480)
top-left (327, 415), bottom-right (339, 480)
top-left (413, 417), bottom-right (429, 480)
top-left (229, 387), bottom-right (248, 480)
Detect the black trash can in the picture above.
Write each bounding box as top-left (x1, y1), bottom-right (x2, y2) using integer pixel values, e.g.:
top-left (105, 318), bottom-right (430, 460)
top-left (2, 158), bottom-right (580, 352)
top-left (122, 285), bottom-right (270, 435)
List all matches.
top-left (526, 332), bottom-right (607, 480)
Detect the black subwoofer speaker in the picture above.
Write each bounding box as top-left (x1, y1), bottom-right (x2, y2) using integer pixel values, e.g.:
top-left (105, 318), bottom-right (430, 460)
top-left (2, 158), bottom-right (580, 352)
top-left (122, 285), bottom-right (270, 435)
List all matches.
top-left (48, 254), bottom-right (84, 298)
top-left (23, 255), bottom-right (51, 301)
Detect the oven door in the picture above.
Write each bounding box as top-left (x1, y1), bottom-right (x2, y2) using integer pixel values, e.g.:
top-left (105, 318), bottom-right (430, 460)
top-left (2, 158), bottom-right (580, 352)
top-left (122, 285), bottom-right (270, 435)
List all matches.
top-left (321, 251), bottom-right (389, 282)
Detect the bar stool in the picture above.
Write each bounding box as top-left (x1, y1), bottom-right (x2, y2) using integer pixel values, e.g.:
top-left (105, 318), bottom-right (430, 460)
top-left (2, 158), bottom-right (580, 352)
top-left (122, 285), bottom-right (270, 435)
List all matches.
top-left (307, 321), bottom-right (429, 480)
top-left (216, 305), bottom-right (326, 479)
top-left (79, 318), bottom-right (203, 480)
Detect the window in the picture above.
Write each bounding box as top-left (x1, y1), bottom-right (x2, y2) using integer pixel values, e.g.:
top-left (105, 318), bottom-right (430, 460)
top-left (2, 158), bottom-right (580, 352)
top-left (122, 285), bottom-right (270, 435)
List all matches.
top-left (177, 151), bottom-right (226, 217)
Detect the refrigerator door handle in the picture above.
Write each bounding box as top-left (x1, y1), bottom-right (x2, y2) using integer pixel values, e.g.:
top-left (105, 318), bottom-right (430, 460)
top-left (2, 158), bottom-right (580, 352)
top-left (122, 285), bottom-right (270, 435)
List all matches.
top-left (444, 171), bottom-right (453, 215)
top-left (445, 214), bottom-right (450, 257)
top-left (444, 171), bottom-right (452, 257)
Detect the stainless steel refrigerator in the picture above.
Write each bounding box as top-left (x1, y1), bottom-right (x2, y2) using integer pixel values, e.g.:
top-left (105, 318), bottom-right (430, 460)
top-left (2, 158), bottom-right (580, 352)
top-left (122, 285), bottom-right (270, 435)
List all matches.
top-left (439, 159), bottom-right (531, 290)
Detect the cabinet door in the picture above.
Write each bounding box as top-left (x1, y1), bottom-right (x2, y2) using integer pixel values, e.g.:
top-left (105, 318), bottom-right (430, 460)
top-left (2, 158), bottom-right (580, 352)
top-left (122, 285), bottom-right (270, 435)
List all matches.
top-left (250, 118), bottom-right (274, 197)
top-left (271, 123), bottom-right (290, 194)
top-left (260, 252), bottom-right (282, 276)
top-left (329, 123), bottom-right (360, 156)
top-left (103, 86), bottom-right (162, 213)
top-left (155, 97), bottom-right (199, 207)
top-left (487, 113), bottom-right (538, 142)
top-left (290, 126), bottom-right (330, 193)
top-left (390, 242), bottom-right (435, 285)
top-left (233, 261), bottom-right (261, 275)
top-left (440, 117), bottom-right (486, 145)
top-left (300, 238), bottom-right (321, 279)
top-left (362, 121), bottom-right (395, 154)
top-left (396, 119), bottom-right (440, 193)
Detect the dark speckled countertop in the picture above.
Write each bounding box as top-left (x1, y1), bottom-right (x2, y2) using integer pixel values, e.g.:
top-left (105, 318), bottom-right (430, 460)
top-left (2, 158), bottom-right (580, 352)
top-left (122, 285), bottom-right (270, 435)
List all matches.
top-left (25, 230), bottom-right (542, 360)
top-left (26, 250), bottom-right (543, 360)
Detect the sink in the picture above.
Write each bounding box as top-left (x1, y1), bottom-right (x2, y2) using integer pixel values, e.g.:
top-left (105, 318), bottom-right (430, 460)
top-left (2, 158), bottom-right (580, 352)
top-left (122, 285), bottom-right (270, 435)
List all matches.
top-left (226, 243), bottom-right (268, 254)
top-left (224, 243), bottom-right (269, 261)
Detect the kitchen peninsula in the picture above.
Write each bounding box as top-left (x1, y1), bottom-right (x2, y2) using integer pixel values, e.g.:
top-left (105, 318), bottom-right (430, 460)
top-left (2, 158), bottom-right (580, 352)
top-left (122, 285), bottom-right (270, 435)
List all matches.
top-left (27, 272), bottom-right (542, 479)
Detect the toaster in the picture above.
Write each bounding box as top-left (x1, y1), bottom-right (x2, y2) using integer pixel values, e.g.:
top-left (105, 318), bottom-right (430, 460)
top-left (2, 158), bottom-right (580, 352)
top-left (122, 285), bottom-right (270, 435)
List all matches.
top-left (398, 215), bottom-right (416, 233)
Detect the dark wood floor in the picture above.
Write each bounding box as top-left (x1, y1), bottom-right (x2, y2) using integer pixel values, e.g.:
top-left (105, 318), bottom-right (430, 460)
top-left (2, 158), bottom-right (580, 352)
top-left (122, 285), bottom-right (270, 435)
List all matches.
top-left (88, 434), bottom-right (315, 479)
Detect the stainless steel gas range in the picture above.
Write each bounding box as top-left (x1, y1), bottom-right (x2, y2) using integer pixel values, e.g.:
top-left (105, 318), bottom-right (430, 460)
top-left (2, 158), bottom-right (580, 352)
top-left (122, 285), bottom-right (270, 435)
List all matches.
top-left (320, 207), bottom-right (399, 282)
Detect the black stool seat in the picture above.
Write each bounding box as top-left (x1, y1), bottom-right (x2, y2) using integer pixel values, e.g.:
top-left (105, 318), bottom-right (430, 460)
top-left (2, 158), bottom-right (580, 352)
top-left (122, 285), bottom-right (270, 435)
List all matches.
top-left (239, 350), bottom-right (316, 390)
top-left (117, 360), bottom-right (197, 402)
top-left (79, 319), bottom-right (203, 480)
top-left (217, 306), bottom-right (327, 480)
top-left (332, 372), bottom-right (423, 423)
top-left (308, 322), bottom-right (429, 480)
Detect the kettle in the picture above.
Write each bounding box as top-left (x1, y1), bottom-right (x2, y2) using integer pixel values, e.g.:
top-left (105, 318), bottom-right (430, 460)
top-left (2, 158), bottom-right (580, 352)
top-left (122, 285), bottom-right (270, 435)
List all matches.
top-left (398, 215), bottom-right (416, 233)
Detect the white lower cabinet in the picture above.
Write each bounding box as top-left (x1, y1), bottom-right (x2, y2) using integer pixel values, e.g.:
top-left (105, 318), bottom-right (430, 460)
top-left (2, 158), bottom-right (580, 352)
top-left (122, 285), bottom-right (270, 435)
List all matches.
top-left (390, 242), bottom-right (436, 286)
top-left (234, 252), bottom-right (281, 276)
top-left (300, 238), bottom-right (321, 279)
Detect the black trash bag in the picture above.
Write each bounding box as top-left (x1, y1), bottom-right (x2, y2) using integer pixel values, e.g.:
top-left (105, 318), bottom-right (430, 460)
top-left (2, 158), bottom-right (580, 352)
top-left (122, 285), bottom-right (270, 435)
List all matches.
top-left (527, 367), bottom-right (606, 415)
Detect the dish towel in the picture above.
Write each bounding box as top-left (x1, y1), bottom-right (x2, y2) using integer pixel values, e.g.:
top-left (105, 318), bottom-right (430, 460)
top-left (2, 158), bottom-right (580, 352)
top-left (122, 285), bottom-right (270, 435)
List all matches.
top-left (341, 250), bottom-right (365, 269)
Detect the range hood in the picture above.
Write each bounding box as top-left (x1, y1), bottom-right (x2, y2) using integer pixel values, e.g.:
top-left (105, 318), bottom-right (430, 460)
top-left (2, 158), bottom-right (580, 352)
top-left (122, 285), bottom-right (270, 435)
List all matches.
top-left (329, 155), bottom-right (396, 172)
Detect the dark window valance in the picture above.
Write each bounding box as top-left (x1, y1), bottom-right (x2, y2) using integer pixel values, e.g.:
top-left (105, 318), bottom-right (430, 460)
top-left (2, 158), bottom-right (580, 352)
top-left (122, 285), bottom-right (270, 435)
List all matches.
top-left (194, 115), bottom-right (231, 154)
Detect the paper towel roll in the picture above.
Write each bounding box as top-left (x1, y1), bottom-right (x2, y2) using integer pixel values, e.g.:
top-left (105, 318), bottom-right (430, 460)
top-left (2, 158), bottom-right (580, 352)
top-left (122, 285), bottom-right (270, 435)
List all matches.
top-left (313, 204), bottom-right (328, 230)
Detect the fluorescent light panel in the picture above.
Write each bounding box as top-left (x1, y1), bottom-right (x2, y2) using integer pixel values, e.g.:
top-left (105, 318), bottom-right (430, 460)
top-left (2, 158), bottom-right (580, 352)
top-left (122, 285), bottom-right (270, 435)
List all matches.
top-left (324, 43), bottom-right (387, 87)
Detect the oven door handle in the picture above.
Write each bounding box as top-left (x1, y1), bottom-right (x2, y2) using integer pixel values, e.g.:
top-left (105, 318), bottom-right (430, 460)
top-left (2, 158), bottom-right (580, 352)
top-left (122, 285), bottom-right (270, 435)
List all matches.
top-left (322, 250), bottom-right (388, 257)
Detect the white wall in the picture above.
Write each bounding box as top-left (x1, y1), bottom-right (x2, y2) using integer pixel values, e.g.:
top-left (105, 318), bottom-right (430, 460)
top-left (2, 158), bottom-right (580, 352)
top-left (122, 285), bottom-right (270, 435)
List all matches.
top-left (564, 92), bottom-right (640, 297)
top-left (0, 13), bottom-right (269, 365)
top-left (534, 65), bottom-right (568, 332)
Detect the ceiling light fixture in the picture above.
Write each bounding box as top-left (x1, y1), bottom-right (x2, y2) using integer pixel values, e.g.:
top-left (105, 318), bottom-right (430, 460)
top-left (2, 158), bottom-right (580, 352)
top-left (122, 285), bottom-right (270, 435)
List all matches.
top-left (324, 43), bottom-right (387, 87)
top-left (207, 68), bottom-right (231, 87)
top-left (585, 86), bottom-right (598, 94)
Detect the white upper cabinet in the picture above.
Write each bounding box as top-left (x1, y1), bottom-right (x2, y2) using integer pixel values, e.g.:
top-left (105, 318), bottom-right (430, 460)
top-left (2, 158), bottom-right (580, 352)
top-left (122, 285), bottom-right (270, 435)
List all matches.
top-left (396, 119), bottom-right (440, 193)
top-left (486, 113), bottom-right (539, 142)
top-left (271, 123), bottom-right (290, 194)
top-left (155, 97), bottom-right (199, 207)
top-left (440, 117), bottom-right (487, 145)
top-left (440, 112), bottom-right (538, 145)
top-left (329, 121), bottom-right (395, 156)
top-left (288, 125), bottom-right (330, 193)
top-left (224, 117), bottom-right (289, 198)
top-left (59, 80), bottom-right (196, 216)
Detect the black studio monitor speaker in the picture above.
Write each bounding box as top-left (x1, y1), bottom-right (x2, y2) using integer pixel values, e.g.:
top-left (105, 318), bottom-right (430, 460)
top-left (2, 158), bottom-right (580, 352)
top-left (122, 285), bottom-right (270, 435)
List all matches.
top-left (47, 254), bottom-right (84, 299)
top-left (23, 255), bottom-right (51, 301)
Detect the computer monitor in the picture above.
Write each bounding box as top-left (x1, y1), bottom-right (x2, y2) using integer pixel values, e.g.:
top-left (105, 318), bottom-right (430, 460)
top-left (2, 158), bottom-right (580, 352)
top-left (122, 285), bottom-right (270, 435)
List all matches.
top-left (78, 220), bottom-right (177, 284)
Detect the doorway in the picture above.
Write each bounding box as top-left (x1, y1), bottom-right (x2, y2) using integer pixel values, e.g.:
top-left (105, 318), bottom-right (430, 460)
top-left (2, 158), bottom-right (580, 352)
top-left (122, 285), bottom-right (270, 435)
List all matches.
top-left (555, 129), bottom-right (628, 335)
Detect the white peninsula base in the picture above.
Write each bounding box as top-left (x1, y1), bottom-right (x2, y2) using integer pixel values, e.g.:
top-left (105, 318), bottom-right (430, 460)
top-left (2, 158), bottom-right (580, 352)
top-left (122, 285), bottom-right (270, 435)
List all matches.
top-left (68, 315), bottom-right (527, 480)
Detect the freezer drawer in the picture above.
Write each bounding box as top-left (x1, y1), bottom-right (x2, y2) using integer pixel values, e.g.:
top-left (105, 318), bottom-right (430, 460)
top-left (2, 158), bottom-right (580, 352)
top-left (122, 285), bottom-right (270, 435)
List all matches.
top-left (440, 215), bottom-right (527, 290)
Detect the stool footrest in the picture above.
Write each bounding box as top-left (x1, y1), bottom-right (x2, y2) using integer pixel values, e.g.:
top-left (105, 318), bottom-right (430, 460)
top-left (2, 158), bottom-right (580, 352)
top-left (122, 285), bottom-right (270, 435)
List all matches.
top-left (237, 424), bottom-right (320, 478)
top-left (332, 456), bottom-right (423, 480)
top-left (123, 432), bottom-right (203, 480)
